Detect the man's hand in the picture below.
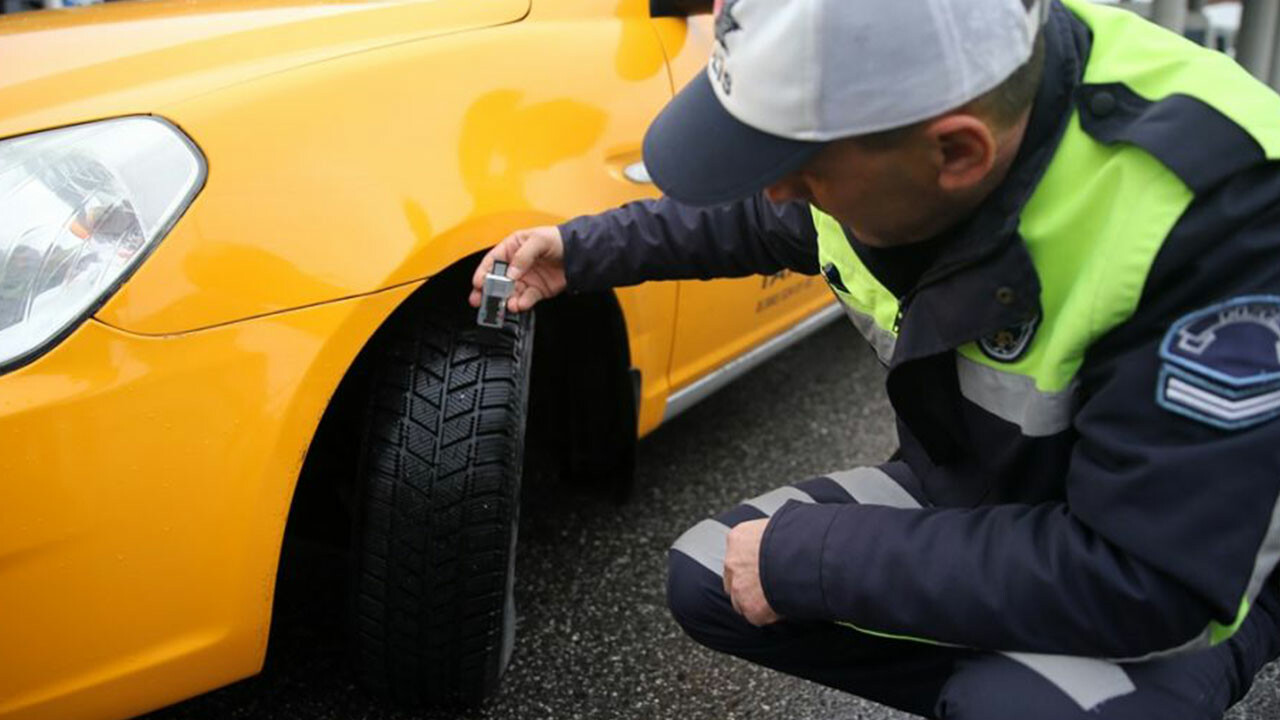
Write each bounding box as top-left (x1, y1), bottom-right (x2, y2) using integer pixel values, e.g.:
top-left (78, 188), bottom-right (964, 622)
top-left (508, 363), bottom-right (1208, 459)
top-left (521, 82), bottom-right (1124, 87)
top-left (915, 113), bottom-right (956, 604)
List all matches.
top-left (469, 226), bottom-right (567, 313)
top-left (724, 519), bottom-right (781, 626)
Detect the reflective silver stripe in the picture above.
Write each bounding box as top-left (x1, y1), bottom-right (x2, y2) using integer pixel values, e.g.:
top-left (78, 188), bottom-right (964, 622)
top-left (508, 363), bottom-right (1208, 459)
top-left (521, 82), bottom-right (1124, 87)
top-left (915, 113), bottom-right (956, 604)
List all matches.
top-left (663, 304), bottom-right (842, 422)
top-left (836, 301), bottom-right (896, 365)
top-left (828, 467), bottom-right (921, 509)
top-left (1166, 375), bottom-right (1280, 420)
top-left (1244, 493), bottom-right (1280, 616)
top-left (670, 519), bottom-right (731, 578)
top-left (956, 355), bottom-right (1076, 437)
top-left (744, 486), bottom-right (815, 516)
top-left (1003, 653), bottom-right (1136, 711)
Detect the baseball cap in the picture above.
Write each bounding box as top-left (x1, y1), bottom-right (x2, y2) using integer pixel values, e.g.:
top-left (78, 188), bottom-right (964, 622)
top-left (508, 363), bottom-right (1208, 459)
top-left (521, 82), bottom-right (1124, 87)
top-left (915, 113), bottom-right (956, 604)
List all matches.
top-left (643, 0), bottom-right (1052, 206)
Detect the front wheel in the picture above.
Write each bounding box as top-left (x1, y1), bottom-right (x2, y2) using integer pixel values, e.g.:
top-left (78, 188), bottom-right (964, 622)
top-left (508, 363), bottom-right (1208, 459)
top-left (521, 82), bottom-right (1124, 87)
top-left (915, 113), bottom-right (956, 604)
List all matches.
top-left (350, 293), bottom-right (533, 707)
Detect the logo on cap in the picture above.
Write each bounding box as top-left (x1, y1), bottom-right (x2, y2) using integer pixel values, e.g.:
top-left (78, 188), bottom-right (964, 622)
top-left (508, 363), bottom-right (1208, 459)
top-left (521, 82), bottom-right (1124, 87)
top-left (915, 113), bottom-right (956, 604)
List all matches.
top-left (710, 0), bottom-right (741, 95)
top-left (715, 0), bottom-right (741, 44)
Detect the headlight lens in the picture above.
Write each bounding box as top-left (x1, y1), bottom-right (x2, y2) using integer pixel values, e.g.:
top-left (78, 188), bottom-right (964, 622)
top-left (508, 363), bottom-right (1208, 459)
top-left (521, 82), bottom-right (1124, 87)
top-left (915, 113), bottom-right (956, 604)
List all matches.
top-left (0, 116), bottom-right (204, 371)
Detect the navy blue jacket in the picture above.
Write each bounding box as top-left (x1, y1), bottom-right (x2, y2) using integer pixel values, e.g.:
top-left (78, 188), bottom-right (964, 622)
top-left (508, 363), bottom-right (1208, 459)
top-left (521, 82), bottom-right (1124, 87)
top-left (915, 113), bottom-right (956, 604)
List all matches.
top-left (559, 4), bottom-right (1280, 658)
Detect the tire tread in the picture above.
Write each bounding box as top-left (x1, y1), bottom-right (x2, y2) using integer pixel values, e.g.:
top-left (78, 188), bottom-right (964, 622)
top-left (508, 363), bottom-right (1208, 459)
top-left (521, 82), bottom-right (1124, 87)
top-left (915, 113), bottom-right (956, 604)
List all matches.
top-left (352, 304), bottom-right (532, 707)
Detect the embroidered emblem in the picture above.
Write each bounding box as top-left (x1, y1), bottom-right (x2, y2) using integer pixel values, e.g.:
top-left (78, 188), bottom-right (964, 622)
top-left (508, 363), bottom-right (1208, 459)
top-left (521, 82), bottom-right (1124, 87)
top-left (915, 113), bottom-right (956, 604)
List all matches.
top-left (710, 0), bottom-right (741, 95)
top-left (979, 314), bottom-right (1039, 363)
top-left (1157, 296), bottom-right (1280, 430)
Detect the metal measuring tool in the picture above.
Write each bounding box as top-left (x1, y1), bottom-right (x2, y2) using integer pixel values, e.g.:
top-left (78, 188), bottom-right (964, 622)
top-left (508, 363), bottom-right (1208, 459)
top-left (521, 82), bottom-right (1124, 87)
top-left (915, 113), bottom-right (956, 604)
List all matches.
top-left (477, 259), bottom-right (515, 328)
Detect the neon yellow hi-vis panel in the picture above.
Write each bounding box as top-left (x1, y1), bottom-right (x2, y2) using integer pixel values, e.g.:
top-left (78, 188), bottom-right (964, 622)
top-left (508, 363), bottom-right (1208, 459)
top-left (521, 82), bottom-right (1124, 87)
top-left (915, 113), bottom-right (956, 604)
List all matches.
top-left (812, 208), bottom-right (898, 365)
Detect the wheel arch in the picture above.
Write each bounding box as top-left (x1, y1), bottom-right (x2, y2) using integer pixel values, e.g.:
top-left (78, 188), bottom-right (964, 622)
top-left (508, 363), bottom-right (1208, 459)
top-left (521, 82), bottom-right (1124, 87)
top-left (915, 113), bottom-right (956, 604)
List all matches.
top-left (278, 251), bottom-right (638, 586)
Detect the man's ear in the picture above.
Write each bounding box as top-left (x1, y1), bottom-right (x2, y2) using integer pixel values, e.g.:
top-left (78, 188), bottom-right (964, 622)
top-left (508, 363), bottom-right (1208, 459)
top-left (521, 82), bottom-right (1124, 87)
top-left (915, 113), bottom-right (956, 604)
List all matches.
top-left (922, 114), bottom-right (998, 193)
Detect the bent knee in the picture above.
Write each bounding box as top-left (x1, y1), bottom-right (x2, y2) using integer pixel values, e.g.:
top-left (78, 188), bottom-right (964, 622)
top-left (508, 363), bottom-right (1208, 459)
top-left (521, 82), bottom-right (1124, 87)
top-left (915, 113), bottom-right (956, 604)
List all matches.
top-left (666, 543), bottom-right (783, 659)
top-left (667, 519), bottom-right (732, 627)
top-left (665, 548), bottom-right (728, 639)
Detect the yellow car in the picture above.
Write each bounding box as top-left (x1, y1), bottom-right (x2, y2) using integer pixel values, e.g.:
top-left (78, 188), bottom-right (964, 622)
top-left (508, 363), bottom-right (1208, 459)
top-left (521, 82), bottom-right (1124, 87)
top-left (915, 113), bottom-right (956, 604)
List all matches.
top-left (0, 1), bottom-right (835, 718)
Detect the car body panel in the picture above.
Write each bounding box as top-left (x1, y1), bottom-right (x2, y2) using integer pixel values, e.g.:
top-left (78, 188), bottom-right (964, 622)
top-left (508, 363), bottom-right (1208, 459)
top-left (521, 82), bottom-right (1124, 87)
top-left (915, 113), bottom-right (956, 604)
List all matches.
top-left (92, 4), bottom-right (674, 332)
top-left (1, 3), bottom-right (683, 716)
top-left (669, 271), bottom-right (834, 393)
top-left (85, 0), bottom-right (688, 431)
top-left (0, 0), bottom-right (531, 140)
top-left (0, 282), bottom-right (418, 720)
top-left (619, 281), bottom-right (679, 436)
top-left (0, 2), bottom-right (834, 718)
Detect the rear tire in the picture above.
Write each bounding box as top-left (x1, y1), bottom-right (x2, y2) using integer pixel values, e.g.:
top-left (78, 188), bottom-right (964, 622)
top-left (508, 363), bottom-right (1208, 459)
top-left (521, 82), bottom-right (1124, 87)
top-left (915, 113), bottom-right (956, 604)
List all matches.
top-left (351, 294), bottom-right (532, 707)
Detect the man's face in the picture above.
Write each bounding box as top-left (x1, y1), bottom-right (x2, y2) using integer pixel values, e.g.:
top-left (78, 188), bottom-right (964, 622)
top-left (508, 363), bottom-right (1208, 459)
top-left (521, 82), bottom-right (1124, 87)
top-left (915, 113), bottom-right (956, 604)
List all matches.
top-left (764, 134), bottom-right (945, 248)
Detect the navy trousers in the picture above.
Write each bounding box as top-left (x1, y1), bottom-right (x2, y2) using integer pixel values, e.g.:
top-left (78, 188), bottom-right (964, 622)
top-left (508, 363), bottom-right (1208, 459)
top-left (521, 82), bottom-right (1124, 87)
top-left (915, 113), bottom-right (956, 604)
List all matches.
top-left (667, 466), bottom-right (1280, 719)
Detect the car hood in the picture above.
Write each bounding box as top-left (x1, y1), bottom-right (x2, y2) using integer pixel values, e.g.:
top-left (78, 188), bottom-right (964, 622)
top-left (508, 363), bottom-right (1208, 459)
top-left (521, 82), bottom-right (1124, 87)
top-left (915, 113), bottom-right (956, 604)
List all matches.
top-left (0, 0), bottom-right (530, 138)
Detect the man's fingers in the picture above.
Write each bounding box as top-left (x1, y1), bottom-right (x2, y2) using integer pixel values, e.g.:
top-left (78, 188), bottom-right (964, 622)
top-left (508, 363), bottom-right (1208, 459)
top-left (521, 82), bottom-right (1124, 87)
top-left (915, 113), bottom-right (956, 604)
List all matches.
top-left (472, 236), bottom-right (520, 290)
top-left (511, 284), bottom-right (545, 312)
top-left (745, 605), bottom-right (780, 627)
top-left (506, 233), bottom-right (550, 282)
top-left (472, 227), bottom-right (563, 311)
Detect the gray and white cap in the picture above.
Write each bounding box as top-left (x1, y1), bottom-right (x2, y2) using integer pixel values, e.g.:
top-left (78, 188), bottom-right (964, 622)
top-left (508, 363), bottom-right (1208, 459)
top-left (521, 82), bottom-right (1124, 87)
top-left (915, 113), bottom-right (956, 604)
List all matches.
top-left (642, 0), bottom-right (1052, 206)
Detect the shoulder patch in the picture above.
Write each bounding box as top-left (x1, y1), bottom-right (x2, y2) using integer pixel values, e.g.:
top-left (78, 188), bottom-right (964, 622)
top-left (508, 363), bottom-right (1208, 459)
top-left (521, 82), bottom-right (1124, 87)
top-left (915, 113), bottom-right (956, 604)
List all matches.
top-left (1157, 296), bottom-right (1280, 430)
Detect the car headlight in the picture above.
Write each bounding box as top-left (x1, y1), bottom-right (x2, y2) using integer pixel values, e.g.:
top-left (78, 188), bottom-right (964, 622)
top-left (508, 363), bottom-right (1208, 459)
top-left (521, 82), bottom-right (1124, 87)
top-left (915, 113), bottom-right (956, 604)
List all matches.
top-left (0, 116), bottom-right (205, 372)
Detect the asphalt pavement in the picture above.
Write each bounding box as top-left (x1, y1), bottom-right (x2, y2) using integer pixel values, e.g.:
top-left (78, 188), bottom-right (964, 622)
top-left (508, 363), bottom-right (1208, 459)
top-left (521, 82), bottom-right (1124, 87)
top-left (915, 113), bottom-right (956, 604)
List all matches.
top-left (144, 320), bottom-right (1279, 720)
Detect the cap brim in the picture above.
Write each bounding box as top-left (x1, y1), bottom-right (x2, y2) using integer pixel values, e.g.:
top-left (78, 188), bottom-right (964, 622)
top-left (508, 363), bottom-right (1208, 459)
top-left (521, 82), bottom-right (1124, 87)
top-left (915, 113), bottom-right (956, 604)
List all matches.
top-left (643, 71), bottom-right (824, 207)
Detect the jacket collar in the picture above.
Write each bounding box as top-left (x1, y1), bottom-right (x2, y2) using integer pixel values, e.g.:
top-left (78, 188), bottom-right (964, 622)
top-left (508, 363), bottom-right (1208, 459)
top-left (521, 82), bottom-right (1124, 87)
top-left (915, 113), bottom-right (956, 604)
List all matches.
top-left (888, 1), bottom-right (1092, 366)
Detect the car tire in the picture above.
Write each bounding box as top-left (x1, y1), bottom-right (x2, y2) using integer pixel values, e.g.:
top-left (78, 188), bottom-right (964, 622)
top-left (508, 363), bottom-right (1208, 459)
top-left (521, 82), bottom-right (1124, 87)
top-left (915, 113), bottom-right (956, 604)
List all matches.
top-left (350, 294), bottom-right (533, 707)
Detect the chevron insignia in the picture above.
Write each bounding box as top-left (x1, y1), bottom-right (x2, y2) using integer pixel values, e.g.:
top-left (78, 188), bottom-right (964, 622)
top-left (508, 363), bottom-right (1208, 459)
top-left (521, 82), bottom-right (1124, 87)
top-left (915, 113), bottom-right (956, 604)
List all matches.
top-left (1157, 296), bottom-right (1280, 430)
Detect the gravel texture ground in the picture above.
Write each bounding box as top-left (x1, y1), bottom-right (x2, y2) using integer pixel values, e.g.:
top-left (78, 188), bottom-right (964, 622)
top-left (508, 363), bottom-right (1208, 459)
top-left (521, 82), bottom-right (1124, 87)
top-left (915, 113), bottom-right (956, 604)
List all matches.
top-left (144, 320), bottom-right (1279, 720)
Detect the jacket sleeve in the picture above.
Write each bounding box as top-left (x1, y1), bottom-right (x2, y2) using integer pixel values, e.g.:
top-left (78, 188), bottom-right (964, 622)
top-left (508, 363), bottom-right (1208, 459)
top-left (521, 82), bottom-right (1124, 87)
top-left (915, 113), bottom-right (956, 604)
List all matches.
top-left (558, 194), bottom-right (819, 292)
top-left (757, 165), bottom-right (1280, 659)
